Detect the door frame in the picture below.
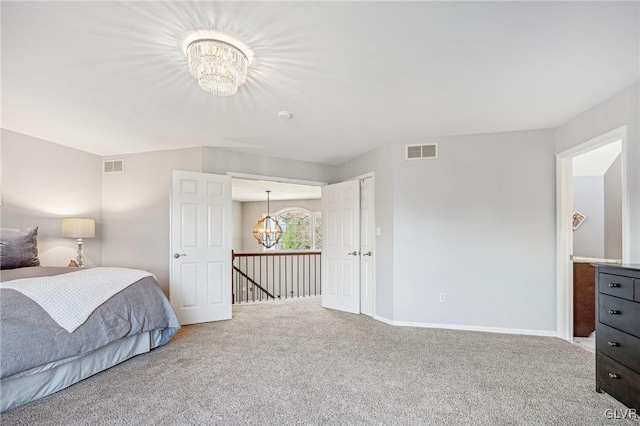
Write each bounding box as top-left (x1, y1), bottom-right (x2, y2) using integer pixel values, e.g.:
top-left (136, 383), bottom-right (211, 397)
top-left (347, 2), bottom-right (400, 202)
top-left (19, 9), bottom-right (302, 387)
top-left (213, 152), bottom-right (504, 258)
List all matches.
top-left (555, 125), bottom-right (629, 341)
top-left (225, 171), bottom-right (327, 187)
top-left (346, 172), bottom-right (376, 318)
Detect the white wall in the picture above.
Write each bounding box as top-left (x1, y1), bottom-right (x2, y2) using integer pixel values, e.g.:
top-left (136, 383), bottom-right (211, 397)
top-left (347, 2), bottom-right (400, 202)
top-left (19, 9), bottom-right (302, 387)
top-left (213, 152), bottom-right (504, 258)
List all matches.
top-left (604, 154), bottom-right (623, 259)
top-left (391, 129), bottom-right (556, 332)
top-left (239, 199), bottom-right (321, 253)
top-left (203, 147), bottom-right (337, 184)
top-left (101, 148), bottom-right (203, 295)
top-left (572, 176), bottom-right (605, 258)
top-left (232, 200), bottom-right (243, 252)
top-left (0, 130), bottom-right (102, 267)
top-left (555, 81), bottom-right (640, 262)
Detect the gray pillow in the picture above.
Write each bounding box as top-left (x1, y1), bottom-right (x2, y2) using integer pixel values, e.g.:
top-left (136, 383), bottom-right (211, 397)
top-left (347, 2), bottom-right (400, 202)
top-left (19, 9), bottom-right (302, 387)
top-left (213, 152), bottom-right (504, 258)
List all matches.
top-left (0, 227), bottom-right (41, 270)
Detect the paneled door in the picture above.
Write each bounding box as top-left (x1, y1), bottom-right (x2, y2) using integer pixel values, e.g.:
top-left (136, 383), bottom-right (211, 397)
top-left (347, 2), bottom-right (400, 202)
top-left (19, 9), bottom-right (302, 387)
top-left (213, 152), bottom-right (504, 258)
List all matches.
top-left (170, 170), bottom-right (232, 325)
top-left (322, 180), bottom-right (361, 314)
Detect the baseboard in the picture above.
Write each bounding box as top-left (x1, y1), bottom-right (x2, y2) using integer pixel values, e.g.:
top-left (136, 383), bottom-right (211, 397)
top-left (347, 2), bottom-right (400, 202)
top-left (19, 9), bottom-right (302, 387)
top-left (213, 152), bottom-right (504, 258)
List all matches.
top-left (372, 316), bottom-right (557, 338)
top-left (372, 314), bottom-right (394, 325)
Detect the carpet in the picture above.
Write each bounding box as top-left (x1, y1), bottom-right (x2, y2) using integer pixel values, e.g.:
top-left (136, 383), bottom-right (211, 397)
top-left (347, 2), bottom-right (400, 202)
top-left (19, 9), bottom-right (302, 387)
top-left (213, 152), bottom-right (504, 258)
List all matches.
top-left (1, 297), bottom-right (635, 425)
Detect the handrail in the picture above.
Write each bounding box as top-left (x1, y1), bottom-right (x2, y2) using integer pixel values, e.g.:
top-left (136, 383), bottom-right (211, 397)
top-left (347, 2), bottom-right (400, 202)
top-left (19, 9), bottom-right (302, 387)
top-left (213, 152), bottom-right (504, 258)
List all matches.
top-left (232, 266), bottom-right (275, 299)
top-left (233, 251), bottom-right (321, 259)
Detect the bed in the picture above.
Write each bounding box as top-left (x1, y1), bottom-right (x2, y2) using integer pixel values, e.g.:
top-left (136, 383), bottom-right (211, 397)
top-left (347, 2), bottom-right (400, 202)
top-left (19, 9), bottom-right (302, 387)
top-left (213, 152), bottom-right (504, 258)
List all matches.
top-left (0, 228), bottom-right (180, 412)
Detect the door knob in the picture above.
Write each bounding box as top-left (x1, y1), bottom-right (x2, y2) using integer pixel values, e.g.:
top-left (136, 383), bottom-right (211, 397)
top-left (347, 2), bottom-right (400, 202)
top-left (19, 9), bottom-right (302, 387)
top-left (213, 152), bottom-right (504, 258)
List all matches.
top-left (174, 253), bottom-right (187, 259)
top-left (348, 251), bottom-right (358, 256)
top-left (362, 251), bottom-right (372, 256)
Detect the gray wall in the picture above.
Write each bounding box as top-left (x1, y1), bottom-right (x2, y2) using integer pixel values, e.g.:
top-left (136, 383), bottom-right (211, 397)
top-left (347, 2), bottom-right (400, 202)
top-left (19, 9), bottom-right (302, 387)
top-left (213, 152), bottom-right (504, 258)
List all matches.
top-left (555, 81), bottom-right (640, 262)
top-left (391, 129), bottom-right (556, 331)
top-left (604, 154), bottom-right (623, 259)
top-left (339, 129), bottom-right (557, 333)
top-left (239, 199), bottom-right (321, 253)
top-left (572, 176), bottom-right (605, 258)
top-left (0, 130), bottom-right (102, 267)
top-left (101, 148), bottom-right (203, 295)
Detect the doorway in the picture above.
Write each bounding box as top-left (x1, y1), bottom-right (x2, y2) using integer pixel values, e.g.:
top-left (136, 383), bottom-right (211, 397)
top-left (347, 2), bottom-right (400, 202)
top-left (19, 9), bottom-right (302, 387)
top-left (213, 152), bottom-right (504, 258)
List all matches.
top-left (556, 126), bottom-right (630, 341)
top-left (229, 174), bottom-right (325, 304)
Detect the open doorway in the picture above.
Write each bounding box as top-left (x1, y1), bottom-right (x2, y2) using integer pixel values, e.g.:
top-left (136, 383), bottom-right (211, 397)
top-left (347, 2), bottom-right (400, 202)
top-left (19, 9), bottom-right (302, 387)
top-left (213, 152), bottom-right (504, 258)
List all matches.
top-left (230, 176), bottom-right (323, 304)
top-left (556, 126), bottom-right (629, 342)
top-left (571, 140), bottom-right (623, 351)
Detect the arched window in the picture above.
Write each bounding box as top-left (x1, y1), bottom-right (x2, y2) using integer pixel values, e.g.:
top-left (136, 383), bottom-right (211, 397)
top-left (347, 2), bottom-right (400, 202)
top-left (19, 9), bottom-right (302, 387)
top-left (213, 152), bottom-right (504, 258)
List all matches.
top-left (265, 207), bottom-right (321, 251)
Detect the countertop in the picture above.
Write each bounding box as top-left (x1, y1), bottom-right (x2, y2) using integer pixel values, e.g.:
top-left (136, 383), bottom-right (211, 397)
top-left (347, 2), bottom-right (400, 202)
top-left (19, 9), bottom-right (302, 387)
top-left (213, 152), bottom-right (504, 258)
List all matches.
top-left (571, 256), bottom-right (622, 264)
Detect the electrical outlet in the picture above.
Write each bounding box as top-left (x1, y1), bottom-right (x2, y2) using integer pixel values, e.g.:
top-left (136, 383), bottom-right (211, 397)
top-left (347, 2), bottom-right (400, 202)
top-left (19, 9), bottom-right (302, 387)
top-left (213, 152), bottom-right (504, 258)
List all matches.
top-left (439, 293), bottom-right (446, 302)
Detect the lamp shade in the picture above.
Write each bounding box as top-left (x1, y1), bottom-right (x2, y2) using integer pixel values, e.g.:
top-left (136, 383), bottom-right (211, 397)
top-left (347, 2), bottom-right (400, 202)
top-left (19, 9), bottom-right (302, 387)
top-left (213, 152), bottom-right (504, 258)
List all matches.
top-left (61, 218), bottom-right (95, 239)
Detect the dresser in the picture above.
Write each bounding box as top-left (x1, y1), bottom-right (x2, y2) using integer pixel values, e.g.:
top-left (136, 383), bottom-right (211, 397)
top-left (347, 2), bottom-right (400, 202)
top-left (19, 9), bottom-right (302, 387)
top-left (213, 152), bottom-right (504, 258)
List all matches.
top-left (595, 264), bottom-right (640, 410)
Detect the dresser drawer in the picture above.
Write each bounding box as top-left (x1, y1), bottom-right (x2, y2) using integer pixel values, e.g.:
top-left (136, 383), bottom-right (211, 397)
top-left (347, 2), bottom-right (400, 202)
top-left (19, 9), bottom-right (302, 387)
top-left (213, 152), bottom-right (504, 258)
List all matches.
top-left (597, 323), bottom-right (640, 373)
top-left (599, 273), bottom-right (634, 300)
top-left (636, 279), bottom-right (640, 302)
top-left (598, 354), bottom-right (640, 410)
top-left (599, 294), bottom-right (640, 338)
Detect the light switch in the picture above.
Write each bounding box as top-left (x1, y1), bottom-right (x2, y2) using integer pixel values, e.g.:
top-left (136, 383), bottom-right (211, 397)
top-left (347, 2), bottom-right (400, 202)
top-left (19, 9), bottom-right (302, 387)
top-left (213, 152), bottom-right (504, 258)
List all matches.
top-left (376, 227), bottom-right (381, 237)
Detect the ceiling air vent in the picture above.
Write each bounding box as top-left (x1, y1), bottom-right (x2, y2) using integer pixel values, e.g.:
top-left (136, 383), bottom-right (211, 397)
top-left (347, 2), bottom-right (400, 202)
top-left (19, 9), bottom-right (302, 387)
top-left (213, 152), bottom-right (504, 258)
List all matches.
top-left (103, 159), bottom-right (124, 174)
top-left (406, 143), bottom-right (438, 160)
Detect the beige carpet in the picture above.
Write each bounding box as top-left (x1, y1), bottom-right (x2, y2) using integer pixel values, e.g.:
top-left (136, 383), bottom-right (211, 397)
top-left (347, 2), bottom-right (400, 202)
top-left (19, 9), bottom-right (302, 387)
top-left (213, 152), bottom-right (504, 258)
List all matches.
top-left (1, 297), bottom-right (635, 425)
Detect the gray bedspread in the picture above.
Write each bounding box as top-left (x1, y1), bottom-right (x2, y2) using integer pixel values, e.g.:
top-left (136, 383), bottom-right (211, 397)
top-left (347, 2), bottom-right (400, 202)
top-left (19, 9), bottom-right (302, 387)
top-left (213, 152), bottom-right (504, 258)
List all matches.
top-left (0, 267), bottom-right (180, 379)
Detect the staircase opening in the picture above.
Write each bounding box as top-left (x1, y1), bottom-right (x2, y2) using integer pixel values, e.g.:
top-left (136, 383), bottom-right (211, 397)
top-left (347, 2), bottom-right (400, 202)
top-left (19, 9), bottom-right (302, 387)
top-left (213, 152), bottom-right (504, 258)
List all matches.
top-left (231, 177), bottom-right (323, 304)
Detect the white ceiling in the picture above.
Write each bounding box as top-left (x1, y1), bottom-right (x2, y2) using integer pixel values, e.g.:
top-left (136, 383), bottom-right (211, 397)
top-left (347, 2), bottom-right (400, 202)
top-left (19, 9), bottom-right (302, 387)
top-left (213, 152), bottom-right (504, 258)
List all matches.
top-left (2, 2), bottom-right (638, 165)
top-left (573, 140), bottom-right (622, 177)
top-left (232, 178), bottom-right (321, 202)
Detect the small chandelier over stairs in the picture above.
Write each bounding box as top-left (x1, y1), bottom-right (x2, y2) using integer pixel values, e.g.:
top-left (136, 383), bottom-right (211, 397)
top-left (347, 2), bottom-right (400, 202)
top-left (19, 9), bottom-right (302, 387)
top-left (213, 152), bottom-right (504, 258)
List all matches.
top-left (253, 191), bottom-right (283, 249)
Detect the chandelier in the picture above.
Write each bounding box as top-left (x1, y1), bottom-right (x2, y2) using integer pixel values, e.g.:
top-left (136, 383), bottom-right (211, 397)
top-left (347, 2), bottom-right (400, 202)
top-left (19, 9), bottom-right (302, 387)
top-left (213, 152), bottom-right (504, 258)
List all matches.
top-left (253, 191), bottom-right (283, 249)
top-left (183, 32), bottom-right (250, 96)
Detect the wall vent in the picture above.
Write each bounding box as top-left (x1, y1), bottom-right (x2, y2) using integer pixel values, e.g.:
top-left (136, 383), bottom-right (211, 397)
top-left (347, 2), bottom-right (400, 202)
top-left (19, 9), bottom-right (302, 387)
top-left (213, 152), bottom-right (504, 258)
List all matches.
top-left (103, 159), bottom-right (124, 174)
top-left (406, 143), bottom-right (438, 160)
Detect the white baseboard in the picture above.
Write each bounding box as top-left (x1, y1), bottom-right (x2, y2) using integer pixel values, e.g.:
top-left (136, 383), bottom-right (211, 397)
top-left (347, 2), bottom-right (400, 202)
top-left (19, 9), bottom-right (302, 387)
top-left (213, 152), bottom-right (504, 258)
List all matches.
top-left (372, 315), bottom-right (557, 338)
top-left (372, 315), bottom-right (394, 325)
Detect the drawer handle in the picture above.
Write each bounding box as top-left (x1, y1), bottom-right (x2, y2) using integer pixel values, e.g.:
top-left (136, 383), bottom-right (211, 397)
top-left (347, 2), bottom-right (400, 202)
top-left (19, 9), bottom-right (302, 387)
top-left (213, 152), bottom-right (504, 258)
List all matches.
top-left (608, 310), bottom-right (621, 315)
top-left (607, 341), bottom-right (620, 347)
top-left (608, 373), bottom-right (620, 379)
top-left (608, 283), bottom-right (621, 288)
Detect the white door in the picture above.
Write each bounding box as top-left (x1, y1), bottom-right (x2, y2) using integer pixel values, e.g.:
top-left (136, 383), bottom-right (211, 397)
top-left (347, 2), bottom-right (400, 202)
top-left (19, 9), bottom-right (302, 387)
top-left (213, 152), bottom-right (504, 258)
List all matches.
top-left (360, 177), bottom-right (375, 317)
top-left (322, 180), bottom-right (361, 314)
top-left (170, 170), bottom-right (232, 325)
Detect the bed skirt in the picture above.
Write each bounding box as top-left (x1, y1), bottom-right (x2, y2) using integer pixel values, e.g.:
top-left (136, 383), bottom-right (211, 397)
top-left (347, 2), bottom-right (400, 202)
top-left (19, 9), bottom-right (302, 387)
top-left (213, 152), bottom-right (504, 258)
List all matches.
top-left (0, 330), bottom-right (162, 412)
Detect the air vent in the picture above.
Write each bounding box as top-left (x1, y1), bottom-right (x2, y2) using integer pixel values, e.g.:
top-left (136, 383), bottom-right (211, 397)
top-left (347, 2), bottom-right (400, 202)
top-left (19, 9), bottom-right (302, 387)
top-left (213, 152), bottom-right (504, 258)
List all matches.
top-left (406, 143), bottom-right (438, 160)
top-left (103, 159), bottom-right (124, 174)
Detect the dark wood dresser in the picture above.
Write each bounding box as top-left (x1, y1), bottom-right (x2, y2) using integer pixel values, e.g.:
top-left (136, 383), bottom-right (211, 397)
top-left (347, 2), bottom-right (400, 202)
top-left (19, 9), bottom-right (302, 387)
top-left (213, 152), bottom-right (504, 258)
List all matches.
top-left (595, 264), bottom-right (640, 410)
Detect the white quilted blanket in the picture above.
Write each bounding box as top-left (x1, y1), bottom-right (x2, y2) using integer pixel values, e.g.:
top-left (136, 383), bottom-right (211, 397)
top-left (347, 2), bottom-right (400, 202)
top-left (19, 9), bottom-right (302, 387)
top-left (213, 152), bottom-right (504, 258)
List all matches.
top-left (0, 267), bottom-right (153, 333)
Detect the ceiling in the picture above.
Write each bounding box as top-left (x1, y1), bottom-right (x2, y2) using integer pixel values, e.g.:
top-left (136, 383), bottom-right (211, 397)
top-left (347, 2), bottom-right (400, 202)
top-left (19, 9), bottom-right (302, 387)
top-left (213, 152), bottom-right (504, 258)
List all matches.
top-left (232, 178), bottom-right (321, 202)
top-left (573, 140), bottom-right (622, 177)
top-left (2, 2), bottom-right (638, 165)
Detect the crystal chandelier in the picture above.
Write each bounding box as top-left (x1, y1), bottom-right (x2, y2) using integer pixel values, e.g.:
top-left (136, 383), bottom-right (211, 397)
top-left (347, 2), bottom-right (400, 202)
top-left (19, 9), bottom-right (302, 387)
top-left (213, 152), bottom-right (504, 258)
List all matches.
top-left (253, 191), bottom-right (283, 249)
top-left (184, 33), bottom-right (250, 96)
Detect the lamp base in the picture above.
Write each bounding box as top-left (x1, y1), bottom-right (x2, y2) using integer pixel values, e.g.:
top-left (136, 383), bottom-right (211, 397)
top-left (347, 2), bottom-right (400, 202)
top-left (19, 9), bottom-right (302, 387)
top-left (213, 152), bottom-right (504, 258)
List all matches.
top-left (76, 239), bottom-right (85, 268)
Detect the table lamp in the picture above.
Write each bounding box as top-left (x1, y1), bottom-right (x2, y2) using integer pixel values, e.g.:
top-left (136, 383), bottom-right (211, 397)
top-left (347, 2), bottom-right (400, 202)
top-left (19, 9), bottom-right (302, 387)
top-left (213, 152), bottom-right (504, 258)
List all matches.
top-left (61, 218), bottom-right (95, 267)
